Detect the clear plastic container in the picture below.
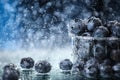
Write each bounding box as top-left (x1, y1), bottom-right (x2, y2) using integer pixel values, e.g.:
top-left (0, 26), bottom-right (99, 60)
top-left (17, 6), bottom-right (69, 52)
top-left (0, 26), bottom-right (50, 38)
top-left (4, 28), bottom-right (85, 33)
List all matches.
top-left (72, 36), bottom-right (120, 62)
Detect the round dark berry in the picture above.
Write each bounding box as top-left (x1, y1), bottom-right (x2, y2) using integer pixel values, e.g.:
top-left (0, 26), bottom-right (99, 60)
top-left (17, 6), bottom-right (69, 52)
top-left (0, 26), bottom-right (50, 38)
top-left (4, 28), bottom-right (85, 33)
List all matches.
top-left (59, 59), bottom-right (73, 70)
top-left (106, 37), bottom-right (120, 49)
top-left (84, 58), bottom-right (99, 78)
top-left (93, 26), bottom-right (109, 38)
top-left (111, 22), bottom-right (120, 38)
top-left (20, 57), bottom-right (34, 69)
top-left (92, 43), bottom-right (106, 61)
top-left (71, 60), bottom-right (85, 73)
top-left (2, 64), bottom-right (20, 80)
top-left (68, 20), bottom-right (86, 36)
top-left (87, 17), bottom-right (102, 31)
top-left (110, 49), bottom-right (120, 62)
top-left (113, 63), bottom-right (120, 77)
top-left (99, 64), bottom-right (113, 78)
top-left (35, 60), bottom-right (51, 73)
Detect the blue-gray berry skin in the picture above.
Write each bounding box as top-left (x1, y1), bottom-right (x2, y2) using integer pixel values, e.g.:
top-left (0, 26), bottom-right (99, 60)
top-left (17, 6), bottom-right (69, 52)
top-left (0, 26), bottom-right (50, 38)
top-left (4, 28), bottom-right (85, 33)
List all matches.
top-left (92, 43), bottom-right (106, 61)
top-left (2, 64), bottom-right (20, 80)
top-left (84, 58), bottom-right (99, 78)
top-left (99, 61), bottom-right (113, 78)
top-left (69, 19), bottom-right (86, 36)
top-left (35, 60), bottom-right (51, 73)
top-left (71, 60), bottom-right (85, 74)
top-left (106, 36), bottom-right (120, 49)
top-left (110, 49), bottom-right (120, 62)
top-left (87, 17), bottom-right (102, 31)
top-left (59, 59), bottom-right (73, 70)
top-left (113, 63), bottom-right (120, 77)
top-left (20, 57), bottom-right (34, 69)
top-left (111, 22), bottom-right (120, 38)
top-left (93, 26), bottom-right (109, 38)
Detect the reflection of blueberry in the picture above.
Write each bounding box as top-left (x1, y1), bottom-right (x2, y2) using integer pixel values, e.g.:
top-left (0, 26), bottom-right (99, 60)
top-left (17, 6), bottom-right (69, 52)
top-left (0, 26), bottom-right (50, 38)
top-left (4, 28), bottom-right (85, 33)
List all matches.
top-left (2, 64), bottom-right (20, 80)
top-left (92, 43), bottom-right (106, 61)
top-left (87, 17), bottom-right (102, 31)
top-left (81, 32), bottom-right (92, 37)
top-left (59, 59), bottom-right (73, 70)
top-left (93, 26), bottom-right (109, 38)
top-left (35, 60), bottom-right (51, 73)
top-left (110, 49), bottom-right (120, 62)
top-left (111, 22), bottom-right (120, 38)
top-left (20, 57), bottom-right (34, 69)
top-left (84, 58), bottom-right (99, 78)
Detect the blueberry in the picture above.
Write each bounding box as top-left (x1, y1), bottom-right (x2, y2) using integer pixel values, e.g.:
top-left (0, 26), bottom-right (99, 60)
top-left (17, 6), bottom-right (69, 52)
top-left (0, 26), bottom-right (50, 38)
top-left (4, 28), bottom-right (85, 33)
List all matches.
top-left (81, 32), bottom-right (92, 37)
top-left (85, 58), bottom-right (99, 68)
top-left (35, 60), bottom-right (51, 73)
top-left (59, 59), bottom-right (73, 70)
top-left (71, 60), bottom-right (85, 73)
top-left (106, 38), bottom-right (120, 49)
top-left (87, 17), bottom-right (102, 31)
top-left (93, 26), bottom-right (109, 38)
top-left (84, 66), bottom-right (98, 78)
top-left (102, 59), bottom-right (113, 66)
top-left (107, 20), bottom-right (117, 31)
top-left (92, 43), bottom-right (106, 61)
top-left (2, 64), bottom-right (20, 80)
top-left (84, 58), bottom-right (99, 78)
top-left (110, 49), bottom-right (120, 62)
top-left (68, 19), bottom-right (86, 36)
top-left (113, 63), bottom-right (120, 72)
top-left (99, 63), bottom-right (113, 78)
top-left (3, 63), bottom-right (16, 71)
top-left (113, 63), bottom-right (120, 77)
top-left (20, 57), bottom-right (34, 69)
top-left (111, 22), bottom-right (120, 38)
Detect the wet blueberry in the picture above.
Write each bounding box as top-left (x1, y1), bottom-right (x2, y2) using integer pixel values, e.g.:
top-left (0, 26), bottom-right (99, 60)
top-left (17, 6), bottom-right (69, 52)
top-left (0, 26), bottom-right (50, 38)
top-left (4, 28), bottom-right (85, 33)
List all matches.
top-left (102, 59), bottom-right (113, 66)
top-left (113, 63), bottom-right (120, 77)
top-left (92, 43), bottom-right (106, 61)
top-left (35, 60), bottom-right (51, 73)
top-left (85, 58), bottom-right (99, 68)
top-left (20, 57), bottom-right (34, 69)
top-left (2, 64), bottom-right (20, 80)
top-left (3, 63), bottom-right (16, 71)
top-left (84, 58), bottom-right (99, 78)
top-left (59, 59), bottom-right (73, 70)
top-left (87, 17), bottom-right (102, 31)
top-left (93, 26), bottom-right (109, 38)
top-left (106, 36), bottom-right (120, 49)
top-left (111, 22), bottom-right (120, 38)
top-left (68, 19), bottom-right (86, 36)
top-left (99, 63), bottom-right (113, 78)
top-left (71, 60), bottom-right (85, 74)
top-left (107, 20), bottom-right (117, 31)
top-left (110, 49), bottom-right (120, 62)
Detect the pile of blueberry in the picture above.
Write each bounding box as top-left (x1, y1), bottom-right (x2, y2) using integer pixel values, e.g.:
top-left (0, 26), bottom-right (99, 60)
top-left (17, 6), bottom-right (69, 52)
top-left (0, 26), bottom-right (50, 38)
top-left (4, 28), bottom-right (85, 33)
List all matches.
top-left (69, 17), bottom-right (120, 38)
top-left (68, 17), bottom-right (120, 78)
